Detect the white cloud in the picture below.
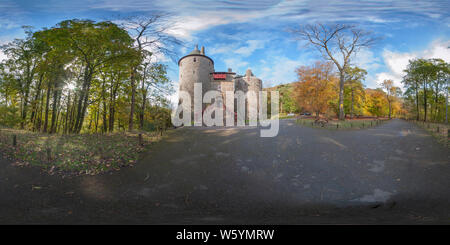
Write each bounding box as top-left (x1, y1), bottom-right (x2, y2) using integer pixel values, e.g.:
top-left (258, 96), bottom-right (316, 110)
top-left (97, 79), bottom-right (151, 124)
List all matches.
top-left (258, 56), bottom-right (305, 88)
top-left (0, 51), bottom-right (6, 62)
top-left (223, 57), bottom-right (249, 73)
top-left (234, 40), bottom-right (266, 57)
top-left (351, 49), bottom-right (382, 71)
top-left (0, 37), bottom-right (14, 62)
top-left (166, 14), bottom-right (232, 40)
top-left (42, 0), bottom-right (446, 40)
top-left (373, 39), bottom-right (450, 89)
top-left (208, 43), bottom-right (238, 55)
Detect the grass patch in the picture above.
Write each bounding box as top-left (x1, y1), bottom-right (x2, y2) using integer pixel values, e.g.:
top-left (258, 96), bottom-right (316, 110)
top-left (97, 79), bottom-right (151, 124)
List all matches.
top-left (0, 128), bottom-right (164, 176)
top-left (279, 115), bottom-right (297, 119)
top-left (296, 117), bottom-right (390, 130)
top-left (409, 120), bottom-right (449, 147)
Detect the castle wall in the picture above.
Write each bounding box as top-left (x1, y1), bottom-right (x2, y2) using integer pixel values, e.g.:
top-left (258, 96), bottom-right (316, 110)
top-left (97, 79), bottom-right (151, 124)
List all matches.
top-left (231, 70), bottom-right (262, 121)
top-left (177, 46), bottom-right (264, 124)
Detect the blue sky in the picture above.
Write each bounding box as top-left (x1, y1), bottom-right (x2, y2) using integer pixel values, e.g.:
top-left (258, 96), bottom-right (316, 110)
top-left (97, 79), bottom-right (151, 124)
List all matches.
top-left (1, 0), bottom-right (449, 104)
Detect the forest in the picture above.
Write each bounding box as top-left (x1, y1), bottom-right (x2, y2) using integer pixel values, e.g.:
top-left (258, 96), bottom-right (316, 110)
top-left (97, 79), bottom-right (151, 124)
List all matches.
top-left (281, 24), bottom-right (450, 123)
top-left (0, 16), bottom-right (179, 134)
top-left (275, 58), bottom-right (449, 123)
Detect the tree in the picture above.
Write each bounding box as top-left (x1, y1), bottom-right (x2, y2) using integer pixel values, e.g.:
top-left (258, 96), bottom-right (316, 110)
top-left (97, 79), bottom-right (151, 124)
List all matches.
top-left (277, 83), bottom-right (299, 114)
top-left (293, 61), bottom-right (337, 118)
top-left (381, 79), bottom-right (400, 119)
top-left (344, 66), bottom-right (366, 118)
top-left (403, 58), bottom-right (449, 122)
top-left (0, 18), bottom-right (176, 134)
top-left (430, 59), bottom-right (448, 122)
top-left (122, 14), bottom-right (182, 131)
top-left (1, 27), bottom-right (44, 129)
top-left (365, 88), bottom-right (388, 117)
top-left (290, 23), bottom-right (377, 120)
top-left (48, 20), bottom-right (134, 133)
top-left (137, 63), bottom-right (172, 129)
top-left (402, 71), bottom-right (421, 120)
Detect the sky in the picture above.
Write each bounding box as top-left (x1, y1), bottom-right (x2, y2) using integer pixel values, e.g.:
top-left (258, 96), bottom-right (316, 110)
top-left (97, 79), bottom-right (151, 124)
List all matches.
top-left (1, 0), bottom-right (449, 105)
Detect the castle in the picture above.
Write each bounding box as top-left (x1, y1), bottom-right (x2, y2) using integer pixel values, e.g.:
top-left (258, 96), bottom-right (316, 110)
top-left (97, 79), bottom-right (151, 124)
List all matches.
top-left (178, 45), bottom-right (263, 120)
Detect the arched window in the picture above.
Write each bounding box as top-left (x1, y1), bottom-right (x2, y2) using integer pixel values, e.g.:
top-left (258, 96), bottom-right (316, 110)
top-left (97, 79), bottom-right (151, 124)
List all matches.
top-left (193, 58), bottom-right (196, 62)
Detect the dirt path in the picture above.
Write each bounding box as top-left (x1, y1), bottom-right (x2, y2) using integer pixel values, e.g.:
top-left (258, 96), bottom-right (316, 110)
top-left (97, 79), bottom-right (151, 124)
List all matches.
top-left (0, 119), bottom-right (449, 224)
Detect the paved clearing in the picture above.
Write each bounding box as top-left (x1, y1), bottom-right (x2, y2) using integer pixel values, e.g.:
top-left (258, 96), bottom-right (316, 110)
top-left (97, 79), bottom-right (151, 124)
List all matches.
top-left (0, 119), bottom-right (449, 224)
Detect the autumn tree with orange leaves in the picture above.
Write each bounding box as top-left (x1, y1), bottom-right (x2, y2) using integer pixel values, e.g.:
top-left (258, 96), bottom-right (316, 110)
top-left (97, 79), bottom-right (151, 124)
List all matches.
top-left (293, 61), bottom-right (338, 119)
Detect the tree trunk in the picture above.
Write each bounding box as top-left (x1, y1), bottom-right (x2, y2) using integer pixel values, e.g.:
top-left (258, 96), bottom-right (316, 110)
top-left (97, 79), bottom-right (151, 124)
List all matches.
top-left (102, 101), bottom-right (107, 133)
top-left (434, 84), bottom-right (439, 122)
top-left (140, 87), bottom-right (147, 130)
top-left (109, 103), bottom-right (115, 132)
top-left (338, 70), bottom-right (345, 120)
top-left (20, 91), bottom-right (30, 129)
top-left (37, 91), bottom-right (45, 131)
top-left (388, 100), bottom-right (391, 119)
top-left (64, 91), bottom-right (71, 134)
top-left (50, 84), bottom-right (60, 134)
top-left (415, 82), bottom-right (419, 121)
top-left (129, 68), bottom-right (137, 131)
top-left (109, 92), bottom-right (116, 132)
top-left (423, 80), bottom-right (427, 122)
top-left (68, 94), bottom-right (77, 133)
top-left (95, 103), bottom-right (100, 133)
top-left (73, 66), bottom-right (93, 133)
top-left (446, 78), bottom-right (448, 124)
top-left (43, 85), bottom-right (51, 133)
top-left (101, 78), bottom-right (107, 133)
top-left (30, 73), bottom-right (44, 126)
top-left (351, 89), bottom-right (354, 119)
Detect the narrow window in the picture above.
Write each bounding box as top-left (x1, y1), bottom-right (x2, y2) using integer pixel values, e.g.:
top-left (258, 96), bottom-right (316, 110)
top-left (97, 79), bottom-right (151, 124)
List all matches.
top-left (193, 58), bottom-right (196, 62)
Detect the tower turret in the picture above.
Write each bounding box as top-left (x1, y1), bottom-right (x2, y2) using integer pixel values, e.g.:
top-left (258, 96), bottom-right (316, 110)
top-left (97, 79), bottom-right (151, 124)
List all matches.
top-left (178, 45), bottom-right (215, 114)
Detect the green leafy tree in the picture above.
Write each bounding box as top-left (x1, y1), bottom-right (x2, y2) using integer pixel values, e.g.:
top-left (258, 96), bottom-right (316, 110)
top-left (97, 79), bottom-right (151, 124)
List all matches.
top-left (344, 66), bottom-right (366, 118)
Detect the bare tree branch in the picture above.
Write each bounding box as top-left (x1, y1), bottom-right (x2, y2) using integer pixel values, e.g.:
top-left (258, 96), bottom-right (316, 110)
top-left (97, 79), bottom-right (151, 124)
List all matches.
top-left (289, 23), bottom-right (379, 120)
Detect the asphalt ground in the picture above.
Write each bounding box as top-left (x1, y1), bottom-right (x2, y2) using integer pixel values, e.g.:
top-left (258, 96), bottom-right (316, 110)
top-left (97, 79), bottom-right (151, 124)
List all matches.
top-left (0, 119), bottom-right (448, 224)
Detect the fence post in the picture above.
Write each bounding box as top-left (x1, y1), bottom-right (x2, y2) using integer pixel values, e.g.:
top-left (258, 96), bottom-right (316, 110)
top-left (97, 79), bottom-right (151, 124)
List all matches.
top-left (138, 133), bottom-right (143, 146)
top-left (13, 135), bottom-right (17, 147)
top-left (46, 148), bottom-right (51, 162)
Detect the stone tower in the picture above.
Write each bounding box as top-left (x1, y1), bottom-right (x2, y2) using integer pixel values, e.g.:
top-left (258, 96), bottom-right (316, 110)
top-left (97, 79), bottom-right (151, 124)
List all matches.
top-left (244, 69), bottom-right (262, 120)
top-left (178, 45), bottom-right (214, 112)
